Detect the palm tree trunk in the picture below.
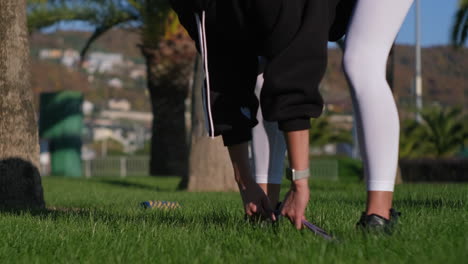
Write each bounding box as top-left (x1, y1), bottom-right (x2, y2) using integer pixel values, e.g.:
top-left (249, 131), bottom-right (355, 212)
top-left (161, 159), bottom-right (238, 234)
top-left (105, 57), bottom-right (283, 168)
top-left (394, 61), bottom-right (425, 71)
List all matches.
top-left (181, 56), bottom-right (237, 191)
top-left (0, 0), bottom-right (45, 209)
top-left (140, 46), bottom-right (189, 177)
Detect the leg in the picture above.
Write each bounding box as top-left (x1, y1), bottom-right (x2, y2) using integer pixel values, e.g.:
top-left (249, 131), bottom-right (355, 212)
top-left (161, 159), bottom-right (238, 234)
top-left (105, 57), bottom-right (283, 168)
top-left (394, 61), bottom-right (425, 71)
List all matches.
top-left (257, 183), bottom-right (281, 208)
top-left (252, 59), bottom-right (287, 206)
top-left (343, 0), bottom-right (413, 218)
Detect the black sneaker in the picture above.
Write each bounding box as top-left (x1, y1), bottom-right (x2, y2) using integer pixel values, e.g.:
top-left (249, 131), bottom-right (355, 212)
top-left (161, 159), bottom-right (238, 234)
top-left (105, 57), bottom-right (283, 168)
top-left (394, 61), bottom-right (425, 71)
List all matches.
top-left (356, 208), bottom-right (401, 234)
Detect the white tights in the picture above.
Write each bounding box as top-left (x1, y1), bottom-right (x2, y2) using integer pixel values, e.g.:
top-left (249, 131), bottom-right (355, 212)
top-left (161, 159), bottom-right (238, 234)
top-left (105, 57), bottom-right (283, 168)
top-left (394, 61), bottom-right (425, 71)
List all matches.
top-left (252, 0), bottom-right (413, 191)
top-left (251, 63), bottom-right (287, 185)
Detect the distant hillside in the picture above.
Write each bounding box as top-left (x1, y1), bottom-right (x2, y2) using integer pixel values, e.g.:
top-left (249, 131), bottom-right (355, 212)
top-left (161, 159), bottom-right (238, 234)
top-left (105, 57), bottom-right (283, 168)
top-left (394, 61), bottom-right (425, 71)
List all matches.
top-left (30, 29), bottom-right (142, 61)
top-left (29, 29), bottom-right (150, 112)
top-left (324, 45), bottom-right (468, 114)
top-left (30, 30), bottom-right (468, 114)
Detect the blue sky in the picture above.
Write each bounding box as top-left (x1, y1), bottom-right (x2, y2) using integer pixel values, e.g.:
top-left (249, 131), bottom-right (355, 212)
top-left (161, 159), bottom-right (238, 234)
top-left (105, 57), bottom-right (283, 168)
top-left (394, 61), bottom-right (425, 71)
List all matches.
top-left (397, 0), bottom-right (460, 46)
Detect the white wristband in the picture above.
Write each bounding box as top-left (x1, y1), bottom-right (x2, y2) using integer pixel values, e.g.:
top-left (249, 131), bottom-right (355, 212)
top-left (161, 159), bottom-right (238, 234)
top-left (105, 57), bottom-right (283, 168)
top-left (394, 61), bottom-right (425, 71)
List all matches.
top-left (286, 168), bottom-right (310, 181)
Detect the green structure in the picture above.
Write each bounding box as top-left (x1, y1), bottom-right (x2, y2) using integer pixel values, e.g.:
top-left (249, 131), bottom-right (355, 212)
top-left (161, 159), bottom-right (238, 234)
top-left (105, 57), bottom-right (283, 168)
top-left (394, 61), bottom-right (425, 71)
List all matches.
top-left (39, 91), bottom-right (83, 177)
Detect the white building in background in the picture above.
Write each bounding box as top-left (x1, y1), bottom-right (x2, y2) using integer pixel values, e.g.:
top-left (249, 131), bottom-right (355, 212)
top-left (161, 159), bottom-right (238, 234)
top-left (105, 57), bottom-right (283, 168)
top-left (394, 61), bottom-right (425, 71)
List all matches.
top-left (39, 49), bottom-right (63, 60)
top-left (108, 99), bottom-right (131, 112)
top-left (93, 126), bottom-right (118, 142)
top-left (85, 52), bottom-right (124, 74)
top-left (130, 67), bottom-right (146, 79)
top-left (86, 120), bottom-right (151, 154)
top-left (39, 49), bottom-right (80, 68)
top-left (82, 100), bottom-right (94, 116)
top-left (100, 110), bottom-right (152, 123)
top-left (108, 78), bottom-right (124, 89)
top-left (81, 145), bottom-right (96, 161)
top-left (39, 139), bottom-right (51, 176)
top-left (61, 49), bottom-right (80, 68)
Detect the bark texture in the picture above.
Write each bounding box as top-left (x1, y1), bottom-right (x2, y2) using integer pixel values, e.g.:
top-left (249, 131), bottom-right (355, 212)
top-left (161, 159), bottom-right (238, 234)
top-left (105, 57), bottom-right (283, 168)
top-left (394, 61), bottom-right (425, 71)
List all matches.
top-left (140, 35), bottom-right (195, 177)
top-left (182, 57), bottom-right (237, 191)
top-left (0, 0), bottom-right (45, 209)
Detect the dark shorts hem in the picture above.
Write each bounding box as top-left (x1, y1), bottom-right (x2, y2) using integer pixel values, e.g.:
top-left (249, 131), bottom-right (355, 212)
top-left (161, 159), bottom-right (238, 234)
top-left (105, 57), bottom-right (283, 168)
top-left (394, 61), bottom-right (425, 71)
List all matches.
top-left (278, 118), bottom-right (311, 132)
top-left (222, 127), bottom-right (252, 147)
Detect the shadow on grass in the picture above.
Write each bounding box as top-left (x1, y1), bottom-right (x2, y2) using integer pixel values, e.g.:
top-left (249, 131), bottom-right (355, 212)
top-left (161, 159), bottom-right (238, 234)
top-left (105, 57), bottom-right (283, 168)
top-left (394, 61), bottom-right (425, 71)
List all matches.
top-left (0, 206), bottom-right (236, 228)
top-left (95, 178), bottom-right (175, 192)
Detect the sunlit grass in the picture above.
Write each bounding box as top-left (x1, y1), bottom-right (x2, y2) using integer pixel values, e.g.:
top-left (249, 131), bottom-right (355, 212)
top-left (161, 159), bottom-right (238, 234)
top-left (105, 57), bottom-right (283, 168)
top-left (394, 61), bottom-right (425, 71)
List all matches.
top-left (0, 176), bottom-right (466, 263)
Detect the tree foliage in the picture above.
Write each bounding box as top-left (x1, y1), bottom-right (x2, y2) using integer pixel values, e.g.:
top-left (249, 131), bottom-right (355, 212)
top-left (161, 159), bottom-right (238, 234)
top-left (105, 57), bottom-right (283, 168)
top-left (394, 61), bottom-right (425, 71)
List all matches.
top-left (27, 0), bottom-right (96, 33)
top-left (27, 0), bottom-right (195, 178)
top-left (309, 115), bottom-right (353, 148)
top-left (451, 0), bottom-right (468, 47)
top-left (400, 106), bottom-right (468, 158)
top-left (27, 0), bottom-right (179, 58)
top-left (1, 0), bottom-right (45, 209)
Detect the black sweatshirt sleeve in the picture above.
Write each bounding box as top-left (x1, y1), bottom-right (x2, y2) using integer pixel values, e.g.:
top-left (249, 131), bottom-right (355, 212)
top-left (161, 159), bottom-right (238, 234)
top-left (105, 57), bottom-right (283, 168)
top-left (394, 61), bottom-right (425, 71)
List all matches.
top-left (171, 0), bottom-right (259, 146)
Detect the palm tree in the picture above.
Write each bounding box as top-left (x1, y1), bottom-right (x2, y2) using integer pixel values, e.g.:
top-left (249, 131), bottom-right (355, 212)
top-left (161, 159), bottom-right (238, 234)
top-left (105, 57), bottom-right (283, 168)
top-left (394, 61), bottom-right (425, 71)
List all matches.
top-left (1, 0), bottom-right (45, 209)
top-left (399, 119), bottom-right (431, 158)
top-left (183, 57), bottom-right (237, 191)
top-left (451, 0), bottom-right (468, 47)
top-left (27, 0), bottom-right (96, 33)
top-left (309, 115), bottom-right (352, 149)
top-left (28, 0), bottom-right (195, 177)
top-left (419, 106), bottom-right (467, 157)
top-left (400, 106), bottom-right (468, 158)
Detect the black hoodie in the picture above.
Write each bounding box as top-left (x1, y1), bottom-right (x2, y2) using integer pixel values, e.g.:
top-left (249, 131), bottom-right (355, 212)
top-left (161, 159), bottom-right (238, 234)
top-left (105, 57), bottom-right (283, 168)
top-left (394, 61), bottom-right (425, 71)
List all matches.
top-left (169, 0), bottom-right (356, 145)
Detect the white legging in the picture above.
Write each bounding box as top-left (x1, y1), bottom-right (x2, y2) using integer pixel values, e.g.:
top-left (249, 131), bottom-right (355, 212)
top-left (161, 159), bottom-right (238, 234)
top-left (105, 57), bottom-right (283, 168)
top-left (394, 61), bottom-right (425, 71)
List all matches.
top-left (251, 59), bottom-right (287, 185)
top-left (252, 0), bottom-right (413, 191)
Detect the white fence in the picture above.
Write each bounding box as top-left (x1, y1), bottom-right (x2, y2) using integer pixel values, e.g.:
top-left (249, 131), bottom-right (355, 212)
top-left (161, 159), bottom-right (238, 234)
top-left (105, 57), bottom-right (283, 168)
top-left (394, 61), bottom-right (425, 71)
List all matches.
top-left (310, 159), bottom-right (339, 181)
top-left (81, 156), bottom-right (338, 180)
top-left (83, 156), bottom-right (150, 178)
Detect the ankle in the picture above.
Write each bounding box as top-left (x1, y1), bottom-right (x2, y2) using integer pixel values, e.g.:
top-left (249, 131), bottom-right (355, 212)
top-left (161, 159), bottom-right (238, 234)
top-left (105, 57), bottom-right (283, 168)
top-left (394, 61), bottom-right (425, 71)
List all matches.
top-left (366, 191), bottom-right (394, 219)
top-left (366, 209), bottom-right (390, 220)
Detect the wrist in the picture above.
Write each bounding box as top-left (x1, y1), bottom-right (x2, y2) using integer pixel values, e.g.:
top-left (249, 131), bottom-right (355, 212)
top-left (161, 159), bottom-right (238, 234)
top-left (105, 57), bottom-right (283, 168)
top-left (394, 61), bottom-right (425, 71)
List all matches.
top-left (291, 178), bottom-right (309, 190)
top-left (286, 167), bottom-right (310, 181)
top-left (235, 172), bottom-right (256, 190)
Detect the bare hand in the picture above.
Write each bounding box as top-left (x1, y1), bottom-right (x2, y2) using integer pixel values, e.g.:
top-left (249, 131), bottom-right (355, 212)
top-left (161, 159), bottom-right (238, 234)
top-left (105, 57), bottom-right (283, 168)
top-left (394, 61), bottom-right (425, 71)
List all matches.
top-left (280, 179), bottom-right (310, 229)
top-left (239, 182), bottom-right (276, 221)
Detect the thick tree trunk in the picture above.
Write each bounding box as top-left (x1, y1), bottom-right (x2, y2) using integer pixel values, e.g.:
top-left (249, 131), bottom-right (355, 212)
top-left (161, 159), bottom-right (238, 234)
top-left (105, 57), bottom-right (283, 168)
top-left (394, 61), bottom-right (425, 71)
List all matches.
top-left (140, 35), bottom-right (196, 177)
top-left (0, 0), bottom-right (45, 209)
top-left (180, 57), bottom-right (237, 191)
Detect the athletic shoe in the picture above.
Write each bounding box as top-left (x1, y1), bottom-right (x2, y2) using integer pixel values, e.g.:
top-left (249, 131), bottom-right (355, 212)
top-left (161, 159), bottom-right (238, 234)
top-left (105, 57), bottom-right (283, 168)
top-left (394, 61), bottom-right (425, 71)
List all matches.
top-left (356, 208), bottom-right (401, 234)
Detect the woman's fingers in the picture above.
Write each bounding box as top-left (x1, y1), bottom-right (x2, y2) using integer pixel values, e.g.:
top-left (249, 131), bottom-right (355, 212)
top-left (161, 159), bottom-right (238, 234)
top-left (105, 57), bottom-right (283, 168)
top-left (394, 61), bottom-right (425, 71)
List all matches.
top-left (295, 215), bottom-right (304, 230)
top-left (260, 195), bottom-right (276, 221)
top-left (280, 189), bottom-right (308, 229)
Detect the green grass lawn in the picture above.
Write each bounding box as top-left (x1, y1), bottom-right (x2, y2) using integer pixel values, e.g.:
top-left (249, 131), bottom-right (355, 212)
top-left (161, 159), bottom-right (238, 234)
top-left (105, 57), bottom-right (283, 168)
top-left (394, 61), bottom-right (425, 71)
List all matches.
top-left (1, 177), bottom-right (467, 264)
